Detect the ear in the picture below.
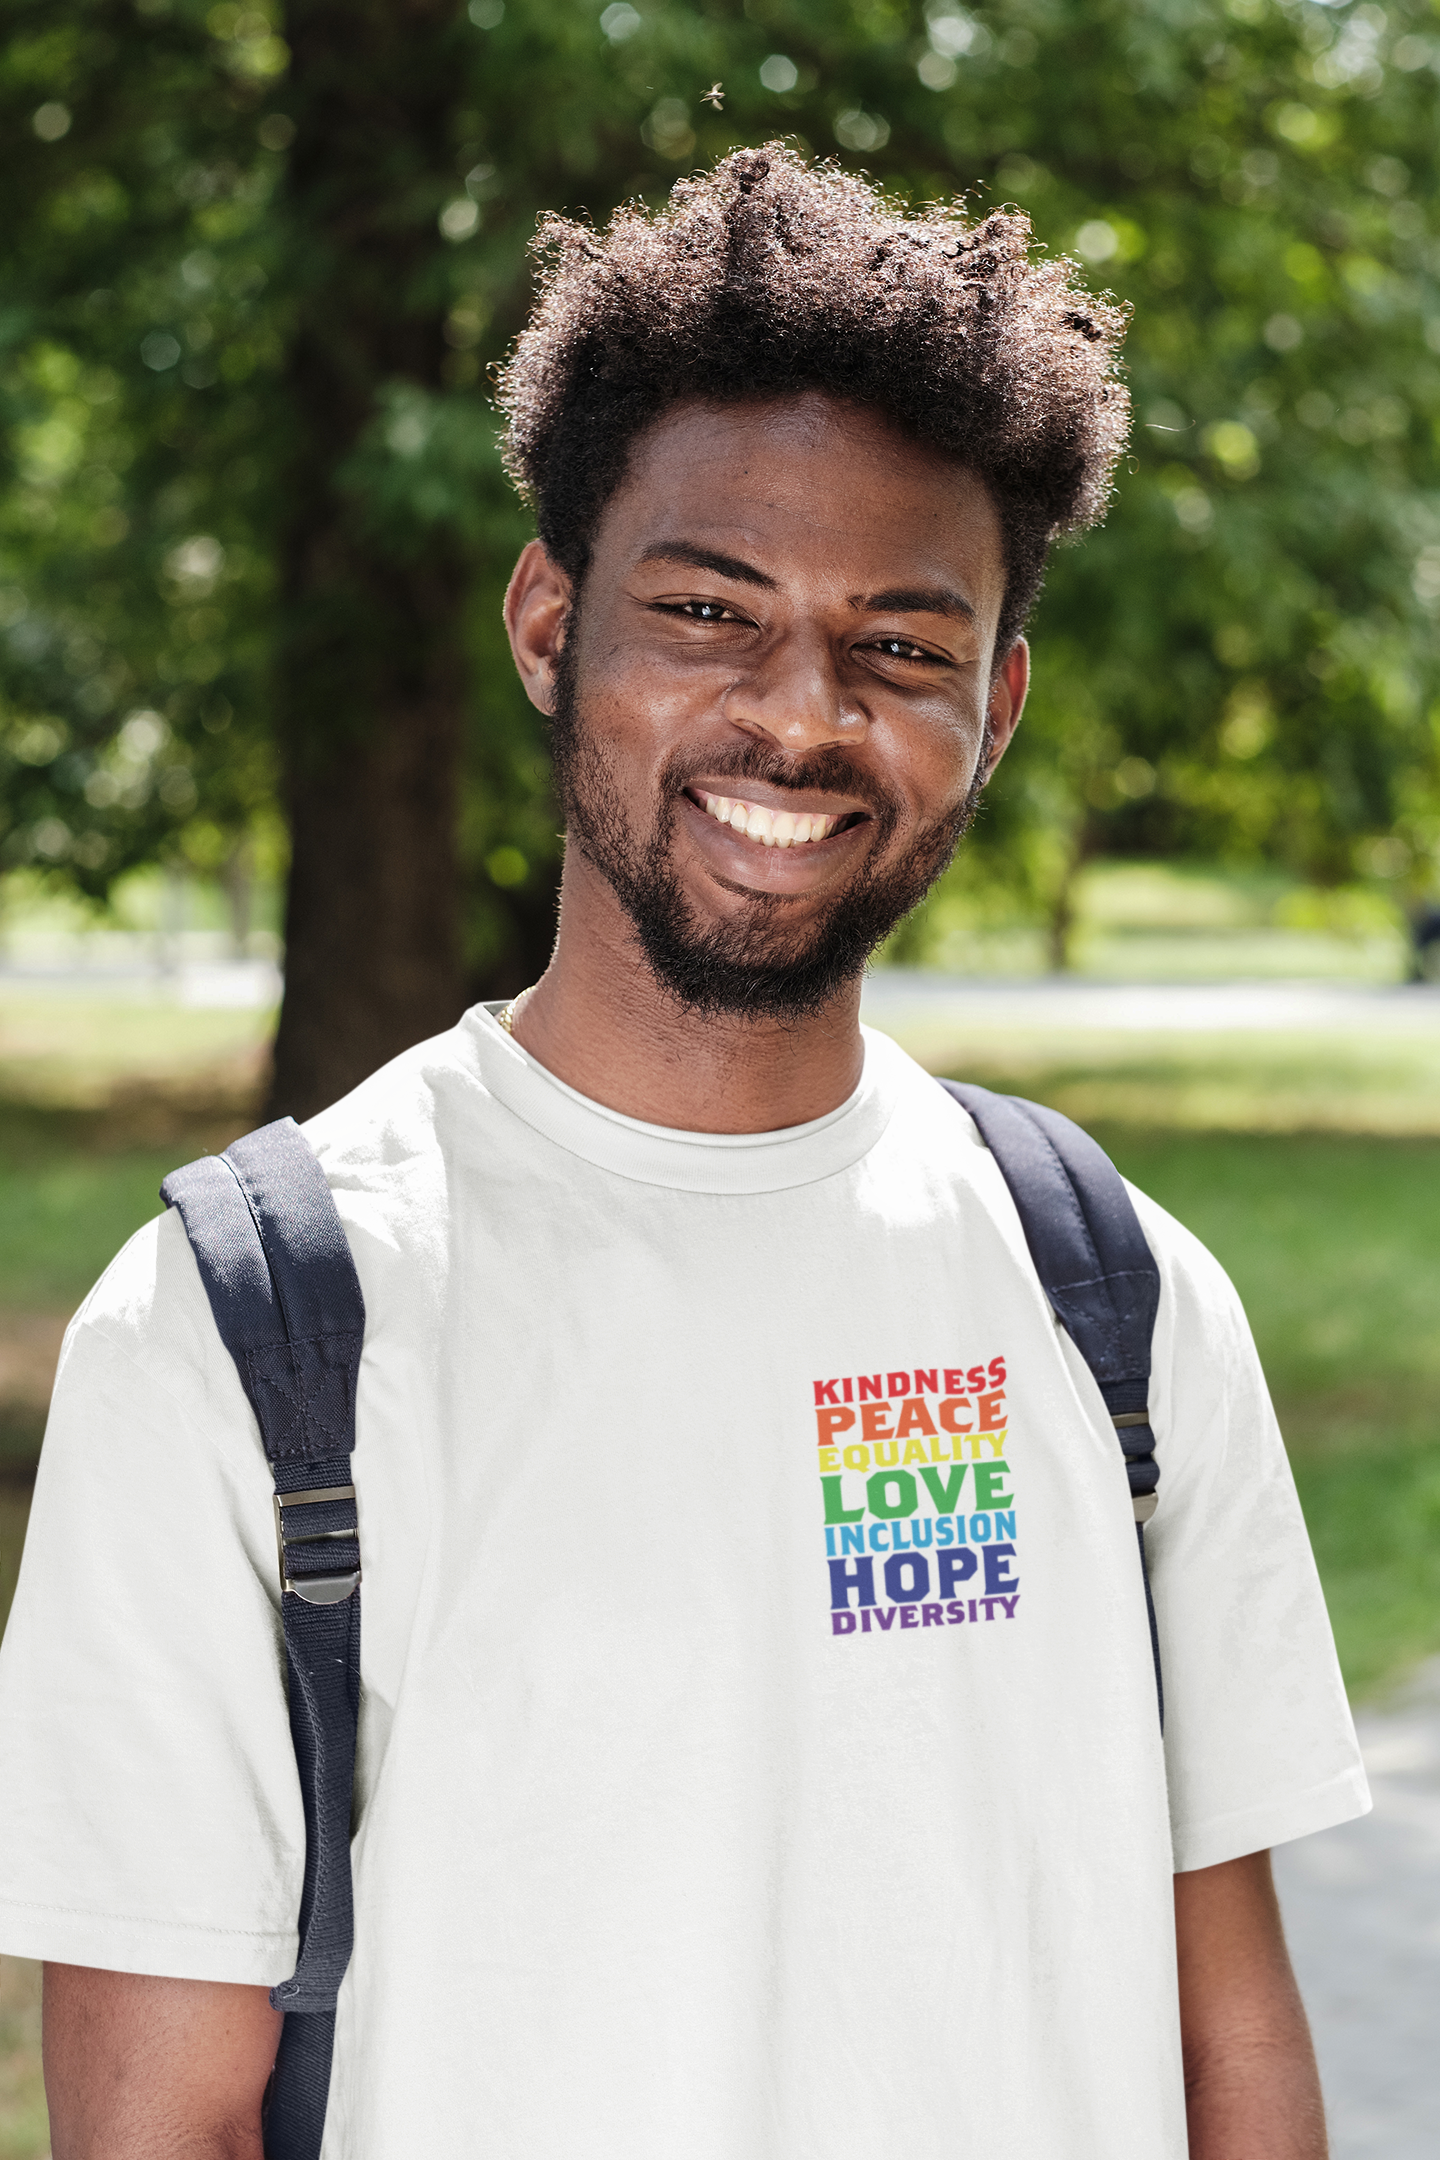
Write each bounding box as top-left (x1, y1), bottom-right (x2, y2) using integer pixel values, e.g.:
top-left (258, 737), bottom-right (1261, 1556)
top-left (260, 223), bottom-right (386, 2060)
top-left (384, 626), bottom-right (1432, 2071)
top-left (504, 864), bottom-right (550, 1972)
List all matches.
top-left (983, 637), bottom-right (1029, 778)
top-left (504, 541), bottom-right (573, 715)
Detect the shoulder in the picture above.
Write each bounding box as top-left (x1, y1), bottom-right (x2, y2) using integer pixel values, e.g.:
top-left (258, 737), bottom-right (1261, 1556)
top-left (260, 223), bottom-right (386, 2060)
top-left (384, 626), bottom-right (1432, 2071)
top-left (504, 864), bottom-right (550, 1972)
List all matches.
top-left (864, 1035), bottom-right (1000, 1178)
top-left (300, 1009), bottom-right (490, 1185)
top-left (288, 1011), bottom-right (499, 1270)
top-left (53, 1015), bottom-right (487, 1456)
top-left (1124, 1181), bottom-right (1254, 1363)
top-left (884, 1062), bottom-right (1256, 1375)
top-left (888, 1053), bottom-right (1249, 1344)
top-left (50, 1207), bottom-right (258, 1475)
top-left (70, 1204), bottom-right (218, 1378)
top-left (1116, 1180), bottom-right (1276, 1509)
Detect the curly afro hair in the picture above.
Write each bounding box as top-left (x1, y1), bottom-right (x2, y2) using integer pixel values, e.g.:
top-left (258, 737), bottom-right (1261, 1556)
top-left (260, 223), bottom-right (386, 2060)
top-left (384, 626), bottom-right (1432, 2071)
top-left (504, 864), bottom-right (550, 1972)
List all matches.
top-left (496, 143), bottom-right (1129, 659)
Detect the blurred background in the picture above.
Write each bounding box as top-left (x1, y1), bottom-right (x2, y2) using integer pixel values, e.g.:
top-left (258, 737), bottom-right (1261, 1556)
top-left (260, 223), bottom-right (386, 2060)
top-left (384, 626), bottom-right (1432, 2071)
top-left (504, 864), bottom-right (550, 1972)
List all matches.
top-left (1, 0), bottom-right (1439, 2151)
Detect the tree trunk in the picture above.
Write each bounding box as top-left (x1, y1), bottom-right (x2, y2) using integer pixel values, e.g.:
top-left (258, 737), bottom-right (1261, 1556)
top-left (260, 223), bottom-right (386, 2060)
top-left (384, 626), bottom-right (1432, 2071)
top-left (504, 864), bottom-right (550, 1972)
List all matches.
top-left (1045, 820), bottom-right (1096, 975)
top-left (266, 0), bottom-right (469, 1121)
top-left (275, 667), bottom-right (463, 1116)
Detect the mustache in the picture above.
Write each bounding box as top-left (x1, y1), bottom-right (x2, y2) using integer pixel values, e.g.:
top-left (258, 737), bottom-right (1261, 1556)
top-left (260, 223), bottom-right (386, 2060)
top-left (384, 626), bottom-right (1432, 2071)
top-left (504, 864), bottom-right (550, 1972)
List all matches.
top-left (660, 739), bottom-right (902, 831)
top-left (550, 654), bottom-right (994, 1021)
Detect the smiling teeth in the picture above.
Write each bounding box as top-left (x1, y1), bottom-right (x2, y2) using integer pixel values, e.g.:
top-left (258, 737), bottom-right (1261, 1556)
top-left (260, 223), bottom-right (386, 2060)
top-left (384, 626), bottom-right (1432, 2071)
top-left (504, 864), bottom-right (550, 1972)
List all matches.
top-left (696, 792), bottom-right (841, 848)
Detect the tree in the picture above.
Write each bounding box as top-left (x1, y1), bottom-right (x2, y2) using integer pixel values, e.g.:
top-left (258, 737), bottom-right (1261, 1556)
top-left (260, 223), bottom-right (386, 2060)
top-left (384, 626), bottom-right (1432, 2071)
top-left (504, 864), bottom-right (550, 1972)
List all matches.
top-left (3, 0), bottom-right (1439, 1110)
top-left (265, 0), bottom-right (479, 1113)
top-left (0, 0), bottom-right (284, 920)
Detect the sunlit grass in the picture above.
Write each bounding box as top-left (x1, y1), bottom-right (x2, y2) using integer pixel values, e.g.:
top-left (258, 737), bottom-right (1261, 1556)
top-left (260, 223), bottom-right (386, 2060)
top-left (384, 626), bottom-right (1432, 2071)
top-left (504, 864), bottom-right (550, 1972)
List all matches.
top-left (0, 1129), bottom-right (178, 1315)
top-left (1091, 1129), bottom-right (1440, 1700)
top-left (890, 856), bottom-right (1413, 982)
top-left (0, 1956), bottom-right (44, 2160)
top-left (886, 1024), bottom-right (1440, 1136)
top-left (1093, 1129), bottom-right (1440, 1404)
top-left (0, 990), bottom-right (270, 1110)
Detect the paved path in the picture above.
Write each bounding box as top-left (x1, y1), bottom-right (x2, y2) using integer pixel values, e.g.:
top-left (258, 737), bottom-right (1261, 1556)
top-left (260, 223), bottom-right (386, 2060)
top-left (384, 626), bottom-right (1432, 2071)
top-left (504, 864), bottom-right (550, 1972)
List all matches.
top-left (861, 972), bottom-right (1440, 1035)
top-left (1274, 1659), bottom-right (1440, 2158)
top-left (6, 962), bottom-right (1440, 1030)
top-left (0, 957), bottom-right (279, 1008)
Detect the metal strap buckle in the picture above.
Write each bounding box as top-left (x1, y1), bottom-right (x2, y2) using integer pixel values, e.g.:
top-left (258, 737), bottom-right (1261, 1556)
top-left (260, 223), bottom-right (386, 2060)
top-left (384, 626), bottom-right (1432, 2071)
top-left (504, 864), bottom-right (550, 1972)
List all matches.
top-left (273, 1484), bottom-right (360, 1606)
top-left (1113, 1413), bottom-right (1158, 1524)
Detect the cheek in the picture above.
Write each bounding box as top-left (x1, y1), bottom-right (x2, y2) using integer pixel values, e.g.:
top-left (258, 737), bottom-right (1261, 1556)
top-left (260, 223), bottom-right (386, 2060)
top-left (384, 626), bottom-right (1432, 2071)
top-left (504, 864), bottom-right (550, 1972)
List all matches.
top-left (578, 634), bottom-right (708, 752)
top-left (882, 701), bottom-right (986, 816)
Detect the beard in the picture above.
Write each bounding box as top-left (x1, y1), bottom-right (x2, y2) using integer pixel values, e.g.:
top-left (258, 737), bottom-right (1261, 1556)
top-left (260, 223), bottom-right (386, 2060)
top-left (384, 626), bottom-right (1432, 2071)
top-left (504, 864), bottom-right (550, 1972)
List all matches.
top-left (549, 641), bottom-right (991, 1024)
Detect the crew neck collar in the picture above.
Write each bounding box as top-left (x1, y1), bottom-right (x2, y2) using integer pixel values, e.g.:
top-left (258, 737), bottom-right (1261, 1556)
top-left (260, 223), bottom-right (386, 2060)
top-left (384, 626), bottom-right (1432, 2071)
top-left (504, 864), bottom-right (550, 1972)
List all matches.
top-left (462, 1003), bottom-right (903, 1194)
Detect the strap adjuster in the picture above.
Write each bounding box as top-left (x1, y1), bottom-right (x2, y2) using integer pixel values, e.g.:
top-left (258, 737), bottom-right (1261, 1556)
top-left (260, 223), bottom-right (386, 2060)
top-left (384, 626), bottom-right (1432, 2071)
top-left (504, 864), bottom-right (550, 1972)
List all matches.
top-left (1112, 1413), bottom-right (1158, 1524)
top-left (273, 1484), bottom-right (360, 1606)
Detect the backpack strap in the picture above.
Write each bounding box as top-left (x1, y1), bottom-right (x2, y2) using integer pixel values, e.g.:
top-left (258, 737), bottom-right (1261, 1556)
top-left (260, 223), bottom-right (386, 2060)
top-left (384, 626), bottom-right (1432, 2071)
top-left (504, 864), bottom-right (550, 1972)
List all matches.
top-left (938, 1081), bottom-right (1164, 1726)
top-left (162, 1118), bottom-right (364, 2160)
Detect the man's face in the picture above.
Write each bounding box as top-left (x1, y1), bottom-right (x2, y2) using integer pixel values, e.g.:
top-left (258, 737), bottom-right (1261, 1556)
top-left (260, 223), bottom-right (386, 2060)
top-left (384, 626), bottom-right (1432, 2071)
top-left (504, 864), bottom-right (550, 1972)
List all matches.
top-left (509, 393), bottom-right (1026, 1019)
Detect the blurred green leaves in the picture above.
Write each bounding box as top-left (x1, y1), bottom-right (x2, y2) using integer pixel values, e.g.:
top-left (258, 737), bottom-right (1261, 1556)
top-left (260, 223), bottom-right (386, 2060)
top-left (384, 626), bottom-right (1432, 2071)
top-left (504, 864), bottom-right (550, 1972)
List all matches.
top-left (337, 383), bottom-right (510, 555)
top-left (0, 0), bottom-right (284, 899)
top-left (2, 0), bottom-right (1439, 974)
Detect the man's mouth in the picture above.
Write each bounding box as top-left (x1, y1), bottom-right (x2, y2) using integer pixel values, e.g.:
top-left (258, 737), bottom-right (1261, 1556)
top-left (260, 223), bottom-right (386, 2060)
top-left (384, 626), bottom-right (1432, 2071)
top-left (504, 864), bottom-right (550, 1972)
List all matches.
top-left (688, 787), bottom-right (868, 850)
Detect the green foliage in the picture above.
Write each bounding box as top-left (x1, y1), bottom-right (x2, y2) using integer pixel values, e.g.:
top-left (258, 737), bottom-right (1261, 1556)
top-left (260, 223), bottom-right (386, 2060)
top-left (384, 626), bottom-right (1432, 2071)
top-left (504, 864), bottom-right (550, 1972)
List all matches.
top-left (0, 0), bottom-right (286, 896)
top-left (3, 0), bottom-right (1440, 967)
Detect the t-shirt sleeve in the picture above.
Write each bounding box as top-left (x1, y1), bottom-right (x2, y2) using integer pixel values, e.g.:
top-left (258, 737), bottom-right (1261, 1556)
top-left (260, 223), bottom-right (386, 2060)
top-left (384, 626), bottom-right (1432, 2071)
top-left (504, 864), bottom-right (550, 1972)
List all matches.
top-left (0, 1210), bottom-right (303, 1983)
top-left (1131, 1186), bottom-right (1371, 1873)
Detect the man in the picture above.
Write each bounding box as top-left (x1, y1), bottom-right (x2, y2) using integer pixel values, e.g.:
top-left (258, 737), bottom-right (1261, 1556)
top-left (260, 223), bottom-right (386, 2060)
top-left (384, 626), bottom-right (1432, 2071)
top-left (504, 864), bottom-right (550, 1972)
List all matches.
top-left (0, 147), bottom-right (1365, 2158)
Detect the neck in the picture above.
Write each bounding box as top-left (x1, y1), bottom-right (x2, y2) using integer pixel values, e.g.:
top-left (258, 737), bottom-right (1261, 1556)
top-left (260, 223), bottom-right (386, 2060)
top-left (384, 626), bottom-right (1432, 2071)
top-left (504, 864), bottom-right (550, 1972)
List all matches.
top-left (508, 849), bottom-right (866, 1133)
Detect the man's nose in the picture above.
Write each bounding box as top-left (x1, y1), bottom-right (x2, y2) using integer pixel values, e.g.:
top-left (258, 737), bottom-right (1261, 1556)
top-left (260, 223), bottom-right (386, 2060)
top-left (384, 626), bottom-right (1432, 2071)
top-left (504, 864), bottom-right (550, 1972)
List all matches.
top-left (721, 627), bottom-right (865, 753)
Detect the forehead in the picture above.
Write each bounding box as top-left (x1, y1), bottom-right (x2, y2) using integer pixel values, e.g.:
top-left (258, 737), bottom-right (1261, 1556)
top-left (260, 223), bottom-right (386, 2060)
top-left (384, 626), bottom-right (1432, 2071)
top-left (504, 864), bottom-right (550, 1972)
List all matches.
top-left (593, 394), bottom-right (1006, 620)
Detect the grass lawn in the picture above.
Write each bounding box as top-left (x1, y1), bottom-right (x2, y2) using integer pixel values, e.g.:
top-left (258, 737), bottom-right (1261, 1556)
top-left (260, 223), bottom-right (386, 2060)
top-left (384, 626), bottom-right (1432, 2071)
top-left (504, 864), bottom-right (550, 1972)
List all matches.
top-left (0, 1119), bottom-right (182, 1311)
top-left (881, 1018), bottom-right (1440, 1136)
top-left (0, 1957), bottom-right (43, 2160)
top-left (1093, 1129), bottom-right (1440, 1701)
top-left (0, 993), bottom-right (270, 1112)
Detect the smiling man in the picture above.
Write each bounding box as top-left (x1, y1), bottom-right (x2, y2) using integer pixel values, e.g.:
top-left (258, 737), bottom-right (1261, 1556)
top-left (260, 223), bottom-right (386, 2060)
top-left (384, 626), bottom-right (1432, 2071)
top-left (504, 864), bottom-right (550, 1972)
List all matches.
top-left (504, 399), bottom-right (1024, 1129)
top-left (501, 401), bottom-right (1026, 1134)
top-left (0, 149), bottom-right (1366, 2160)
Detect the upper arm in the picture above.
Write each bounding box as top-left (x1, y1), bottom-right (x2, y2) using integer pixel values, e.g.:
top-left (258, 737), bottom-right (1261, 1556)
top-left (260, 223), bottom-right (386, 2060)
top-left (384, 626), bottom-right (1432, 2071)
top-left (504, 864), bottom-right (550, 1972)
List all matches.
top-left (43, 1964), bottom-right (281, 2160)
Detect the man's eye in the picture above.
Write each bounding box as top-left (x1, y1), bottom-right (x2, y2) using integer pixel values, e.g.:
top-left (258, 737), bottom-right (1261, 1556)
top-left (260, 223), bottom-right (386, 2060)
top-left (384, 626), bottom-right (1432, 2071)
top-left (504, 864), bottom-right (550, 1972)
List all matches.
top-left (672, 600), bottom-right (736, 622)
top-left (872, 637), bottom-right (932, 661)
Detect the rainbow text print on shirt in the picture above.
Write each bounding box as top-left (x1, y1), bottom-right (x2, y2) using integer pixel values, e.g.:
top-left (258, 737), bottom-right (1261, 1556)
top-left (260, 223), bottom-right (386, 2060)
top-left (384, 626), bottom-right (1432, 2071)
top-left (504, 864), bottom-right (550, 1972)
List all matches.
top-left (814, 1358), bottom-right (1018, 1640)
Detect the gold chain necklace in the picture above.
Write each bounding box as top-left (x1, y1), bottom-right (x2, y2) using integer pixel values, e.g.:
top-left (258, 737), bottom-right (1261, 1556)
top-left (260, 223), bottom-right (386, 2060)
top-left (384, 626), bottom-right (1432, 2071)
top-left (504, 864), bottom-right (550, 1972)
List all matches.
top-left (498, 990), bottom-right (533, 1036)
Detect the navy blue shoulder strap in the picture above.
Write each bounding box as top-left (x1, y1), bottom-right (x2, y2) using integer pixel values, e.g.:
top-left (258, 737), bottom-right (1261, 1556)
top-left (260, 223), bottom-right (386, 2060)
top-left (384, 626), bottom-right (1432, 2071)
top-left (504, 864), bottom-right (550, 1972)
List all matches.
top-left (162, 1118), bottom-right (363, 2160)
top-left (938, 1081), bottom-right (1164, 1725)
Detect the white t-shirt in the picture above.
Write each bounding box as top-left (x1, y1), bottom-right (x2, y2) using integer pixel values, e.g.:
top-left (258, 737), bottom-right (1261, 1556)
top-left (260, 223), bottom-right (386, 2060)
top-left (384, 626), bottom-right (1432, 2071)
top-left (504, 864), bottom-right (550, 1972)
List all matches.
top-left (0, 1011), bottom-right (1366, 2159)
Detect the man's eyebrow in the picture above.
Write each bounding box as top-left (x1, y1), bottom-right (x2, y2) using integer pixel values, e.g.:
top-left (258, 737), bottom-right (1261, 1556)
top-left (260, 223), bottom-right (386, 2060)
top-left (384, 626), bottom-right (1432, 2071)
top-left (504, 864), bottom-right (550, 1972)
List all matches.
top-left (635, 541), bottom-right (779, 590)
top-left (854, 585), bottom-right (977, 621)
